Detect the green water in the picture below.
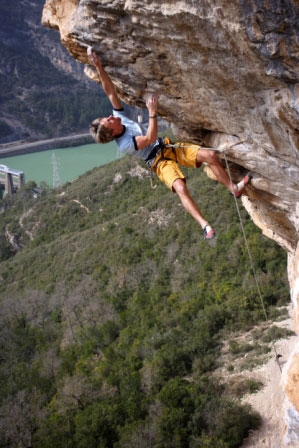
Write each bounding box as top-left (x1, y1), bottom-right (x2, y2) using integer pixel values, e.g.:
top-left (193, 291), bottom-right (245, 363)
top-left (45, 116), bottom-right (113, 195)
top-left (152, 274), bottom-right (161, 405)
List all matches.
top-left (0, 142), bottom-right (119, 187)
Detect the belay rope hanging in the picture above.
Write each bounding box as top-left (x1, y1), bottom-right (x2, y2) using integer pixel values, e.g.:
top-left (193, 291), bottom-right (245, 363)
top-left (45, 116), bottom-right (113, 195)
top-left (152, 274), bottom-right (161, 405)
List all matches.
top-left (164, 139), bottom-right (283, 372)
top-left (222, 146), bottom-right (282, 373)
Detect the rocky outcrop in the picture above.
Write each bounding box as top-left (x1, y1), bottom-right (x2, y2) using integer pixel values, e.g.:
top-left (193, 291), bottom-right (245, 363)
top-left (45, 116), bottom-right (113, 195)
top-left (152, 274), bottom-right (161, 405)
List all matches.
top-left (42, 1), bottom-right (299, 445)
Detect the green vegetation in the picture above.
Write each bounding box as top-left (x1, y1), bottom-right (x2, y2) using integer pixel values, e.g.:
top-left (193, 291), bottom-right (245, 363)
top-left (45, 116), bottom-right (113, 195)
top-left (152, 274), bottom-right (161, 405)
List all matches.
top-left (0, 156), bottom-right (290, 446)
top-left (0, 41), bottom-right (111, 139)
top-left (0, 0), bottom-right (111, 141)
top-left (226, 377), bottom-right (264, 397)
top-left (0, 120), bottom-right (13, 139)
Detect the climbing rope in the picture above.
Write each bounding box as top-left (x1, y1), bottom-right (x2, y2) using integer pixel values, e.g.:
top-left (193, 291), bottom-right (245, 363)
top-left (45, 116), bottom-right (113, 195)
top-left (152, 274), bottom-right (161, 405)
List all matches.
top-left (221, 148), bottom-right (283, 373)
top-left (164, 139), bottom-right (283, 372)
top-left (164, 138), bottom-right (247, 153)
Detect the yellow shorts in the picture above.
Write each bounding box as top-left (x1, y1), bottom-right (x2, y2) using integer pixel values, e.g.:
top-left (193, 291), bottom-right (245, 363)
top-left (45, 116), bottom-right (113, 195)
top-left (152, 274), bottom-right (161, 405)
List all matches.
top-left (153, 142), bottom-right (201, 191)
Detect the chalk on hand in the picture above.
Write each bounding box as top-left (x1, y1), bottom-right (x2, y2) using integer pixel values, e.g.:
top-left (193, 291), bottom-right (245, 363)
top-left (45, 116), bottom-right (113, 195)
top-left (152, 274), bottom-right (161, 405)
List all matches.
top-left (87, 46), bottom-right (93, 56)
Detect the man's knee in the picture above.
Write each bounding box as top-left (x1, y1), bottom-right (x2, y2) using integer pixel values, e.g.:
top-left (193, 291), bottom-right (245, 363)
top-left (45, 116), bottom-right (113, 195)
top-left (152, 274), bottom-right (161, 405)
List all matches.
top-left (197, 149), bottom-right (218, 165)
top-left (209, 151), bottom-right (219, 164)
top-left (172, 178), bottom-right (187, 195)
top-left (205, 151), bottom-right (220, 166)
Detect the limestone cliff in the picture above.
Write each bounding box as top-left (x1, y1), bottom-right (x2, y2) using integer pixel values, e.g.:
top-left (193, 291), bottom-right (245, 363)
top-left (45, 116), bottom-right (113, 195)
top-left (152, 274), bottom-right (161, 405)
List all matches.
top-left (42, 1), bottom-right (299, 445)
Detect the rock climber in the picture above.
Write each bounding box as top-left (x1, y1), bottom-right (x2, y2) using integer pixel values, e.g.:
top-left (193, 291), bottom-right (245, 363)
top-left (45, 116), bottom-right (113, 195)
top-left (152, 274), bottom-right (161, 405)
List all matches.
top-left (87, 48), bottom-right (251, 240)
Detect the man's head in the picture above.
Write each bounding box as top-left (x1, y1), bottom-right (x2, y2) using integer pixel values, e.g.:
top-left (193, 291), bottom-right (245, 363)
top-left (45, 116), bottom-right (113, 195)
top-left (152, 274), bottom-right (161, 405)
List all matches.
top-left (90, 115), bottom-right (123, 144)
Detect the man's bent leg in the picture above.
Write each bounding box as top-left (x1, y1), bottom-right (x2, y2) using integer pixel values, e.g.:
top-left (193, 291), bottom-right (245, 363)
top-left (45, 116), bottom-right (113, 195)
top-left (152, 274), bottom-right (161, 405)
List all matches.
top-left (196, 149), bottom-right (237, 193)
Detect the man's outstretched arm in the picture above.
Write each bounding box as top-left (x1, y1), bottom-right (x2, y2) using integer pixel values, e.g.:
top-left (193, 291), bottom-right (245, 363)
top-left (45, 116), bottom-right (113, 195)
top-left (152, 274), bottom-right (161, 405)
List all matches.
top-left (88, 48), bottom-right (122, 110)
top-left (135, 95), bottom-right (159, 150)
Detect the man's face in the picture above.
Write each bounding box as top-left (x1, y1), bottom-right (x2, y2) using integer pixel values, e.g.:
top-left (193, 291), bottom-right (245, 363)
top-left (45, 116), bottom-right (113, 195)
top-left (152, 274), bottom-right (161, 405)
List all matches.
top-left (100, 115), bottom-right (122, 135)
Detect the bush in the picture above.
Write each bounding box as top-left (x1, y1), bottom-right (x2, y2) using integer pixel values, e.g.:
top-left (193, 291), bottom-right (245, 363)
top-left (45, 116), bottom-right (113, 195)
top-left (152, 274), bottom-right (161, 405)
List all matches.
top-left (0, 156), bottom-right (287, 447)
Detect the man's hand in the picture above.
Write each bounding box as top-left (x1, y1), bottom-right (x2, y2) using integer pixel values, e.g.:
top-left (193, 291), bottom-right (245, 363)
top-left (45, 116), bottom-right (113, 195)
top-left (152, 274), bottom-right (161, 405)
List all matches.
top-left (135, 94), bottom-right (159, 150)
top-left (87, 47), bottom-right (102, 68)
top-left (146, 94), bottom-right (158, 116)
top-left (86, 46), bottom-right (122, 109)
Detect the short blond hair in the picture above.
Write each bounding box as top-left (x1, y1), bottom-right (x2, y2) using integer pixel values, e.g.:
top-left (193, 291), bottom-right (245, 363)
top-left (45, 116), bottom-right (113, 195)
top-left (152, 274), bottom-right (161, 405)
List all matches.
top-left (89, 118), bottom-right (114, 144)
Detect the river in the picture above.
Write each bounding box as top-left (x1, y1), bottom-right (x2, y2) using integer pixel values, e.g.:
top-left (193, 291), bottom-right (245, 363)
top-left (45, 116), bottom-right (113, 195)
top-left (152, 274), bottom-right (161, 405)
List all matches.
top-left (0, 141), bottom-right (119, 187)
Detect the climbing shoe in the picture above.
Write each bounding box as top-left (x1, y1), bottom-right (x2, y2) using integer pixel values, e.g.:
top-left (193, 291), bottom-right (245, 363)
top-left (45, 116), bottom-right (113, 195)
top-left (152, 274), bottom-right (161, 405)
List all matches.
top-left (233, 173), bottom-right (252, 198)
top-left (203, 225), bottom-right (215, 240)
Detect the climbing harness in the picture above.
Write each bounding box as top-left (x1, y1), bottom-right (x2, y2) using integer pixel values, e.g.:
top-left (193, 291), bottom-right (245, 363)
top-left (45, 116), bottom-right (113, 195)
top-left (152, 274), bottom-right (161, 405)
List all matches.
top-left (145, 137), bottom-right (165, 167)
top-left (146, 137), bottom-right (178, 189)
top-left (145, 138), bottom-right (164, 189)
top-left (146, 138), bottom-right (245, 189)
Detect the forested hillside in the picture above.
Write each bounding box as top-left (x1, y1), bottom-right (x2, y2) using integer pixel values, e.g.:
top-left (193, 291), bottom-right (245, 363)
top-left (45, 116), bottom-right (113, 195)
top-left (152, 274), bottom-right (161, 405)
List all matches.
top-left (0, 0), bottom-right (110, 144)
top-left (0, 156), bottom-right (291, 447)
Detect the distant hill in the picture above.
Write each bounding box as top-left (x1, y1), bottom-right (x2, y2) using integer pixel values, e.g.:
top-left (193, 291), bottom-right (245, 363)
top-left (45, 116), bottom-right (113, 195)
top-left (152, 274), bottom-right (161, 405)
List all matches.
top-left (0, 156), bottom-right (290, 447)
top-left (0, 0), bottom-right (110, 144)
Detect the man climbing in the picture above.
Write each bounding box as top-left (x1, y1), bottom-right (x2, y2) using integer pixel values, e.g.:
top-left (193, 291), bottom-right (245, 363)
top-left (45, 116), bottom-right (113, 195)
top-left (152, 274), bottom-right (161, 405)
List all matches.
top-left (87, 48), bottom-right (251, 240)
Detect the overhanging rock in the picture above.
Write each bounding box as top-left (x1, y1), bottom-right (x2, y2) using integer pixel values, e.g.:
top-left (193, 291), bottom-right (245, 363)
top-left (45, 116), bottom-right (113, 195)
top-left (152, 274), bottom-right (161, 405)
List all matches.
top-left (42, 1), bottom-right (299, 445)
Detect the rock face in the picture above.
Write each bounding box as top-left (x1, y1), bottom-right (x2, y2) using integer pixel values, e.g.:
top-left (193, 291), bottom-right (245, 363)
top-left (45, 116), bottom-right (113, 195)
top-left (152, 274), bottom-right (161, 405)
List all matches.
top-left (42, 0), bottom-right (298, 445)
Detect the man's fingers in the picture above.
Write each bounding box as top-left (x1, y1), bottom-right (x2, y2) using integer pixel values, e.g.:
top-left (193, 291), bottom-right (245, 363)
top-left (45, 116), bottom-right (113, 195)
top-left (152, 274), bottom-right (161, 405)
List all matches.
top-left (87, 47), bottom-right (100, 66)
top-left (147, 94), bottom-right (159, 105)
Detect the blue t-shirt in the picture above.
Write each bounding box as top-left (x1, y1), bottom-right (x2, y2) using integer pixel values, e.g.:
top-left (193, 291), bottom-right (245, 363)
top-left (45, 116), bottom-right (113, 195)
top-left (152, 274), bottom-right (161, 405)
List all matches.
top-left (113, 108), bottom-right (158, 161)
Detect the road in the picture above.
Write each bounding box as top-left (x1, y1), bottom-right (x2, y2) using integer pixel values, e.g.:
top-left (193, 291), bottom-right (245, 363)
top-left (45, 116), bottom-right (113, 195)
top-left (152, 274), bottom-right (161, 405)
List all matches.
top-left (0, 133), bottom-right (93, 157)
